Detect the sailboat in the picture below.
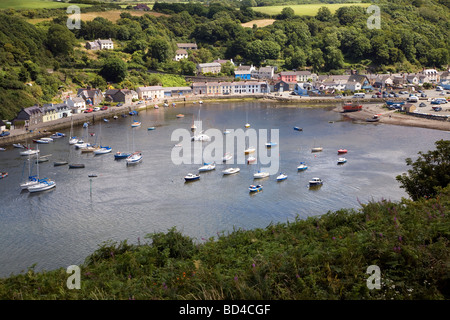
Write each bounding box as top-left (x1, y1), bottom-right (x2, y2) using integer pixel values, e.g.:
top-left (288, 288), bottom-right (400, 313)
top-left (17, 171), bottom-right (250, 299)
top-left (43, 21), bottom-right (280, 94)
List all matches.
top-left (245, 110), bottom-right (250, 128)
top-left (191, 113), bottom-right (197, 131)
top-left (20, 154), bottom-right (39, 190)
top-left (126, 118), bottom-right (142, 165)
top-left (25, 145), bottom-right (56, 192)
top-left (311, 140), bottom-right (323, 153)
top-left (93, 121), bottom-right (111, 155)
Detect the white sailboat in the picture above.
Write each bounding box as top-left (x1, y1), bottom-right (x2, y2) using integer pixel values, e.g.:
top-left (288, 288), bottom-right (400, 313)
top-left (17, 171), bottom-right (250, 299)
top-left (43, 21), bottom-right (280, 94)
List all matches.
top-left (20, 154), bottom-right (39, 190)
top-left (198, 162), bottom-right (216, 172)
top-left (69, 117), bottom-right (79, 145)
top-left (126, 118), bottom-right (142, 165)
top-left (25, 145), bottom-right (56, 192)
top-left (222, 168), bottom-right (240, 175)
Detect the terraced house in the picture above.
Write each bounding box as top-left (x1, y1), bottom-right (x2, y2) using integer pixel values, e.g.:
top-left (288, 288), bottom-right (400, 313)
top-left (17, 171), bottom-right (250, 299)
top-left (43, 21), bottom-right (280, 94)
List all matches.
top-left (13, 105), bottom-right (43, 128)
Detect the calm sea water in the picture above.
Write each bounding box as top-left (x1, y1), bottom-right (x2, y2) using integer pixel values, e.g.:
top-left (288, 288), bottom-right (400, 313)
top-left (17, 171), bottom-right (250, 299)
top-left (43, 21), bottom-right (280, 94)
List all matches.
top-left (0, 101), bottom-right (448, 277)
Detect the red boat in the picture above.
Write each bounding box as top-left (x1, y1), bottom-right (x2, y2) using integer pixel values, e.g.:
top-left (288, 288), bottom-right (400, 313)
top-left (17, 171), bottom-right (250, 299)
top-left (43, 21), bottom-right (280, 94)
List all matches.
top-left (337, 149), bottom-right (348, 154)
top-left (342, 102), bottom-right (362, 112)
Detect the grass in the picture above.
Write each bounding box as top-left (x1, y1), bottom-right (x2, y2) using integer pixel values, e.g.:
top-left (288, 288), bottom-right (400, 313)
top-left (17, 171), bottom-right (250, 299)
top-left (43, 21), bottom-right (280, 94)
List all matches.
top-left (251, 3), bottom-right (371, 16)
top-left (0, 184), bottom-right (448, 300)
top-left (0, 0), bottom-right (91, 10)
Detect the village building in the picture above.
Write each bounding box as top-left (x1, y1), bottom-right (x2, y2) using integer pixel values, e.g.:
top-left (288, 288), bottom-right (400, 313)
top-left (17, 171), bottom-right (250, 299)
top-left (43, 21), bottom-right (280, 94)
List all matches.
top-left (136, 86), bottom-right (164, 100)
top-left (85, 39), bottom-right (114, 50)
top-left (197, 62), bottom-right (222, 75)
top-left (65, 97), bottom-right (86, 114)
top-left (13, 105), bottom-right (43, 128)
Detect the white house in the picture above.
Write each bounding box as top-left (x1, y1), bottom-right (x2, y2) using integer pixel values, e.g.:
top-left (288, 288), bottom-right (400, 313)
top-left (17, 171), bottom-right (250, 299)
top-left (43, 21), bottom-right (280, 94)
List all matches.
top-left (136, 86), bottom-right (164, 100)
top-left (422, 69), bottom-right (439, 83)
top-left (86, 39), bottom-right (114, 50)
top-left (65, 97), bottom-right (86, 114)
top-left (252, 66), bottom-right (275, 80)
top-left (295, 71), bottom-right (317, 83)
top-left (346, 80), bottom-right (362, 92)
top-left (406, 74), bottom-right (419, 85)
top-left (174, 49), bottom-right (188, 61)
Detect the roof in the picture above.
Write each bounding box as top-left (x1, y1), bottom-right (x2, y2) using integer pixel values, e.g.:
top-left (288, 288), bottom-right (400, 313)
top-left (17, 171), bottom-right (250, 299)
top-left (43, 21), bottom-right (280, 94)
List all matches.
top-left (296, 71), bottom-right (312, 75)
top-left (164, 86), bottom-right (192, 91)
top-left (258, 66), bottom-right (274, 72)
top-left (198, 62), bottom-right (221, 68)
top-left (236, 65), bottom-right (253, 71)
top-left (24, 105), bottom-right (43, 116)
top-left (176, 49), bottom-right (188, 55)
top-left (348, 74), bottom-right (369, 83)
top-left (137, 86), bottom-right (164, 91)
top-left (177, 43), bottom-right (197, 48)
top-left (98, 39), bottom-right (113, 44)
top-left (279, 71), bottom-right (297, 76)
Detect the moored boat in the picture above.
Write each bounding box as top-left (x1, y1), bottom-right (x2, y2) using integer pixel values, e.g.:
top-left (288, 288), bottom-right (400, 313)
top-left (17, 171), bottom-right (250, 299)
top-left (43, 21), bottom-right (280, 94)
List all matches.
top-left (20, 149), bottom-right (39, 156)
top-left (309, 177), bottom-right (323, 186)
top-left (147, 127), bottom-right (155, 131)
top-left (27, 179), bottom-right (56, 193)
top-left (293, 127), bottom-right (303, 131)
top-left (13, 143), bottom-right (25, 148)
top-left (126, 151), bottom-right (143, 165)
top-left (176, 114), bottom-right (184, 118)
top-left (311, 147), bottom-right (323, 152)
top-left (337, 157), bottom-right (347, 164)
top-left (93, 146), bottom-right (112, 155)
top-left (222, 153), bottom-right (233, 162)
top-left (342, 101), bottom-right (362, 112)
top-left (0, 172), bottom-right (8, 179)
top-left (184, 173), bottom-right (200, 181)
top-left (114, 151), bottom-right (132, 159)
top-left (244, 146), bottom-right (256, 154)
top-left (69, 164), bottom-right (85, 169)
top-left (247, 156), bottom-right (256, 164)
top-left (131, 121), bottom-right (141, 128)
top-left (265, 142), bottom-right (277, 148)
top-left (276, 173), bottom-right (288, 181)
top-left (222, 168), bottom-right (240, 175)
top-left (249, 184), bottom-right (263, 192)
top-left (337, 149), bottom-right (348, 154)
top-left (253, 171), bottom-right (269, 179)
top-left (54, 161), bottom-right (68, 166)
top-left (199, 162), bottom-right (216, 172)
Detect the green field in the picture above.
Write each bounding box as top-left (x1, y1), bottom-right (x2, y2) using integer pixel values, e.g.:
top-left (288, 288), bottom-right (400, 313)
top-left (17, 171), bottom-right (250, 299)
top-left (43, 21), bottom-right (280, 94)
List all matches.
top-left (252, 3), bottom-right (371, 16)
top-left (0, 0), bottom-right (91, 10)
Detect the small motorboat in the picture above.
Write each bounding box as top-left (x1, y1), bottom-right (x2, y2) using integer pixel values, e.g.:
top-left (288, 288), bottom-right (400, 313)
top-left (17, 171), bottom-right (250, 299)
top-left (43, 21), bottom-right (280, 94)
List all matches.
top-left (0, 172), bottom-right (8, 179)
top-left (83, 122), bottom-right (89, 128)
top-left (126, 151), bottom-right (143, 165)
top-left (147, 127), bottom-right (155, 131)
top-left (54, 161), bottom-right (68, 166)
top-left (103, 118), bottom-right (109, 123)
top-left (265, 142), bottom-right (277, 148)
top-left (337, 149), bottom-right (348, 154)
top-left (293, 127), bottom-right (303, 131)
top-left (244, 147), bottom-right (256, 154)
top-left (222, 153), bottom-right (233, 162)
top-left (199, 101), bottom-right (203, 104)
top-left (222, 168), bottom-right (240, 175)
top-left (245, 123), bottom-right (250, 128)
top-left (114, 151), bottom-right (131, 159)
top-left (94, 146), bottom-right (112, 155)
top-left (419, 102), bottom-right (426, 107)
top-left (129, 110), bottom-right (138, 115)
top-left (154, 105), bottom-right (159, 109)
top-left (13, 143), bottom-right (25, 148)
top-left (113, 116), bottom-right (118, 119)
top-left (69, 137), bottom-right (79, 145)
top-left (88, 174), bottom-right (97, 178)
top-left (185, 173), bottom-right (200, 181)
top-left (34, 137), bottom-right (53, 144)
top-left (20, 149), bottom-right (40, 156)
top-left (311, 147), bottom-right (323, 152)
top-left (80, 145), bottom-right (98, 153)
top-left (50, 132), bottom-right (65, 139)
top-left (309, 177), bottom-right (323, 186)
top-left (337, 157), bottom-right (347, 164)
top-left (131, 121), bottom-right (141, 127)
top-left (199, 162), bottom-right (216, 172)
top-left (247, 156), bottom-right (256, 164)
top-left (249, 184), bottom-right (263, 192)
top-left (191, 124), bottom-right (197, 131)
top-left (176, 114), bottom-right (184, 118)
top-left (253, 171), bottom-right (269, 179)
top-left (69, 164), bottom-right (85, 169)
top-left (163, 103), bottom-right (169, 107)
top-left (223, 130), bottom-right (230, 134)
top-left (276, 173), bottom-right (288, 181)
top-left (35, 157), bottom-right (49, 164)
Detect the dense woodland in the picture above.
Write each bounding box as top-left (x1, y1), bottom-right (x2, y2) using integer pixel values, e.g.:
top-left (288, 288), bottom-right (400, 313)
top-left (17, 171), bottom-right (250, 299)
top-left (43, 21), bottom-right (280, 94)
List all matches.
top-left (0, 0), bottom-right (449, 120)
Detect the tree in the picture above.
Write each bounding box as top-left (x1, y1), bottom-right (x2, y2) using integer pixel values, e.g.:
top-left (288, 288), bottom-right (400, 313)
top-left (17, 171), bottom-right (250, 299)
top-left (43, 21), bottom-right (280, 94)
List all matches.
top-left (179, 59), bottom-right (196, 76)
top-left (148, 38), bottom-right (173, 63)
top-left (316, 7), bottom-right (333, 22)
top-left (220, 61), bottom-right (235, 76)
top-left (99, 58), bottom-right (128, 83)
top-left (46, 24), bottom-right (77, 57)
top-left (396, 140), bottom-right (450, 200)
top-left (279, 7), bottom-right (295, 20)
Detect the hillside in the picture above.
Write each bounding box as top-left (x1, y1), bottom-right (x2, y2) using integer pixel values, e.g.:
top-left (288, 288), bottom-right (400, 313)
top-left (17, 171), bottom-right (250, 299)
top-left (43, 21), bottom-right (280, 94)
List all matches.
top-left (0, 184), bottom-right (448, 300)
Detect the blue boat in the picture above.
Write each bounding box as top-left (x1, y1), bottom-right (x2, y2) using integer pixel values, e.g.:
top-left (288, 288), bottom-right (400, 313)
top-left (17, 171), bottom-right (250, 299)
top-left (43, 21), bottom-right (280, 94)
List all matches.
top-left (249, 184), bottom-right (263, 192)
top-left (293, 127), bottom-right (303, 131)
top-left (297, 162), bottom-right (308, 171)
top-left (265, 142), bottom-right (277, 148)
top-left (184, 173), bottom-right (200, 181)
top-left (114, 151), bottom-right (131, 159)
top-left (83, 122), bottom-right (89, 128)
top-left (129, 110), bottom-right (138, 115)
top-left (147, 127), bottom-right (155, 131)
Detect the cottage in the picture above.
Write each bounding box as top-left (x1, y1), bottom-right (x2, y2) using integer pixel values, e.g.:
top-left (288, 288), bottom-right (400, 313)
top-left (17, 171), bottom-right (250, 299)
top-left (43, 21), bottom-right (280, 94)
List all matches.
top-left (406, 74), bottom-right (419, 85)
top-left (278, 71), bottom-right (297, 83)
top-left (197, 62), bottom-right (222, 75)
top-left (295, 71), bottom-right (317, 83)
top-left (422, 69), bottom-right (439, 83)
top-left (163, 87), bottom-right (192, 97)
top-left (136, 86), bottom-right (164, 100)
top-left (252, 66), bottom-right (275, 80)
top-left (65, 97), bottom-right (86, 114)
top-left (0, 120), bottom-right (6, 132)
top-left (274, 80), bottom-right (294, 92)
top-left (192, 82), bottom-right (207, 95)
top-left (42, 104), bottom-right (58, 123)
top-left (13, 105), bottom-right (43, 128)
top-left (347, 74), bottom-right (372, 91)
top-left (234, 70), bottom-right (252, 80)
top-left (230, 81), bottom-right (265, 94)
top-left (439, 71), bottom-right (449, 84)
top-left (403, 103), bottom-right (416, 113)
top-left (294, 83), bottom-right (311, 96)
top-left (174, 49), bottom-right (188, 61)
top-left (77, 88), bottom-right (104, 106)
top-left (105, 89), bottom-right (135, 104)
top-left (206, 82), bottom-right (222, 95)
top-left (85, 39), bottom-right (114, 50)
top-left (177, 43), bottom-right (198, 51)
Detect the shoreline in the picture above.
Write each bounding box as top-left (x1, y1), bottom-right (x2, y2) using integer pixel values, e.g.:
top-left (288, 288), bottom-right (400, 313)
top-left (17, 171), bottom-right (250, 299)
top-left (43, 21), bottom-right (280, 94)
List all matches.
top-left (1, 95), bottom-right (449, 146)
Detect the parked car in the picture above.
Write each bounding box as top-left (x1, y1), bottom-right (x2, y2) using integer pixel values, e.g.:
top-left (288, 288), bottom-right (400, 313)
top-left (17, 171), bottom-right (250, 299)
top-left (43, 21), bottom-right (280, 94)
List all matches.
top-left (84, 108), bottom-right (93, 113)
top-left (371, 95), bottom-right (378, 98)
top-left (335, 95), bottom-right (343, 99)
top-left (93, 107), bottom-right (100, 112)
top-left (100, 106), bottom-right (108, 110)
top-left (421, 93), bottom-right (427, 97)
top-left (117, 103), bottom-right (123, 107)
top-left (417, 90), bottom-right (423, 93)
top-left (0, 131), bottom-right (10, 137)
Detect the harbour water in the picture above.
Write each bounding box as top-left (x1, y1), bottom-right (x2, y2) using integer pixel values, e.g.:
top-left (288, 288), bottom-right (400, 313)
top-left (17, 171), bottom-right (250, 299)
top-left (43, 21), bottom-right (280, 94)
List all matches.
top-left (0, 101), bottom-right (448, 277)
